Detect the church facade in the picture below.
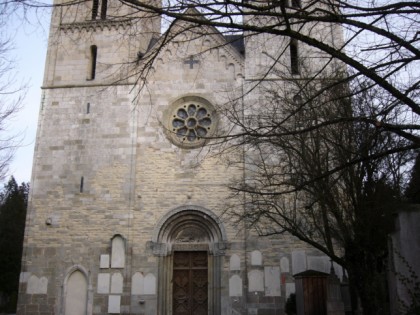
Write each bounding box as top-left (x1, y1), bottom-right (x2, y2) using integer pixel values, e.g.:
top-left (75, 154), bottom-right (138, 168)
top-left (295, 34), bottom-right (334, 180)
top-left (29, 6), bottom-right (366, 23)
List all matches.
top-left (17, 0), bottom-right (343, 314)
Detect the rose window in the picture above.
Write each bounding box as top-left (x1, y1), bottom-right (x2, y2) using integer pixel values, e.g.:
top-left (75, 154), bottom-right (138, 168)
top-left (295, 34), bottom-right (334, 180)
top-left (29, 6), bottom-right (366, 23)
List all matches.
top-left (171, 104), bottom-right (212, 142)
top-left (165, 97), bottom-right (217, 148)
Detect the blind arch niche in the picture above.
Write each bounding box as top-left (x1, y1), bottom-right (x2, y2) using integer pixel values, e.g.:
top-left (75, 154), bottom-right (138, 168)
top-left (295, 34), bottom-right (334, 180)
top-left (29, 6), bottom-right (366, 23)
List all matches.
top-left (63, 266), bottom-right (89, 315)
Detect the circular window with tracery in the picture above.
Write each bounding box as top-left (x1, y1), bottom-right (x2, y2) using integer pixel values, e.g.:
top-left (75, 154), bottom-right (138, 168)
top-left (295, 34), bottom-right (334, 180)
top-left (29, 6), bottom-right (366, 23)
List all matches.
top-left (165, 96), bottom-right (217, 148)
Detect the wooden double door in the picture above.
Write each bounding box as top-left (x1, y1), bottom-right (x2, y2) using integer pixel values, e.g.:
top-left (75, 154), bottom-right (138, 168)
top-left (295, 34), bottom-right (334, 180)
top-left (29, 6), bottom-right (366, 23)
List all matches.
top-left (173, 251), bottom-right (208, 315)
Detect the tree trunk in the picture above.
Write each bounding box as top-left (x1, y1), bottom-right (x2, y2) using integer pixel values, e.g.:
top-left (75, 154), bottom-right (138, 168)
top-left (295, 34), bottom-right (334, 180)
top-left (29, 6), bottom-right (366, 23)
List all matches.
top-left (346, 251), bottom-right (390, 315)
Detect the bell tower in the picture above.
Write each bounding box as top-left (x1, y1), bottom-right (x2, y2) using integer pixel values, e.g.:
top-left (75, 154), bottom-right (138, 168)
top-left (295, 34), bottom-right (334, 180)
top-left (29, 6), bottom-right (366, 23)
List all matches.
top-left (43, 0), bottom-right (161, 87)
top-left (18, 1), bottom-right (161, 313)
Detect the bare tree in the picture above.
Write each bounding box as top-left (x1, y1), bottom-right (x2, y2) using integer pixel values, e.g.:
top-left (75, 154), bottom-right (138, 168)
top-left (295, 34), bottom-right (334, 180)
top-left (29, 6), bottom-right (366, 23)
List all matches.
top-left (121, 0), bottom-right (420, 147)
top-left (405, 152), bottom-right (420, 203)
top-left (87, 0), bottom-right (419, 182)
top-left (34, 0), bottom-right (419, 151)
top-left (217, 70), bottom-right (412, 314)
top-left (0, 2), bottom-right (30, 180)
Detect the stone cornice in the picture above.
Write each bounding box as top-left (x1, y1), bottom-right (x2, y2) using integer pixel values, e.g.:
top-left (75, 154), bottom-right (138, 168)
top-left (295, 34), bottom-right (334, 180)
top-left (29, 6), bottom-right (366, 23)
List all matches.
top-left (59, 18), bottom-right (133, 33)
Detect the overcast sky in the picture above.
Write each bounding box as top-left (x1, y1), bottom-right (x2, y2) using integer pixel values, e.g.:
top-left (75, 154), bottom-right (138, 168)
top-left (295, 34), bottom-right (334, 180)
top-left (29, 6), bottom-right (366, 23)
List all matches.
top-left (4, 8), bottom-right (50, 184)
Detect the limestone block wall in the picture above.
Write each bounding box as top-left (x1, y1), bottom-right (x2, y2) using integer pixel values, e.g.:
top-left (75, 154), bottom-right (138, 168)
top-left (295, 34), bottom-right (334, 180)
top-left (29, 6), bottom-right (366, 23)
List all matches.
top-left (18, 4), bottom-right (347, 314)
top-left (19, 82), bottom-right (136, 313)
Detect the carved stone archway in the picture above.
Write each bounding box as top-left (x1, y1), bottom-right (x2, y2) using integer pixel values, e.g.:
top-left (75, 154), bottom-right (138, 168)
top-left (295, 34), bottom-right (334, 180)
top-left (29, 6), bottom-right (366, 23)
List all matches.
top-left (151, 206), bottom-right (227, 315)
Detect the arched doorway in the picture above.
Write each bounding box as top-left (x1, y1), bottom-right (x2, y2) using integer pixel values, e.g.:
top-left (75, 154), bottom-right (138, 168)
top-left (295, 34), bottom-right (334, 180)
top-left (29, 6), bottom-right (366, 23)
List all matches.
top-left (151, 206), bottom-right (227, 315)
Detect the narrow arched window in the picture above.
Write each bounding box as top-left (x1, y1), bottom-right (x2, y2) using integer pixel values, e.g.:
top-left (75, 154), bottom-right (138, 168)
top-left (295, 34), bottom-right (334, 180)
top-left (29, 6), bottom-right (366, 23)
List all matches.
top-left (291, 0), bottom-right (301, 7)
top-left (100, 0), bottom-right (108, 19)
top-left (92, 0), bottom-right (99, 19)
top-left (88, 45), bottom-right (97, 80)
top-left (290, 39), bottom-right (299, 75)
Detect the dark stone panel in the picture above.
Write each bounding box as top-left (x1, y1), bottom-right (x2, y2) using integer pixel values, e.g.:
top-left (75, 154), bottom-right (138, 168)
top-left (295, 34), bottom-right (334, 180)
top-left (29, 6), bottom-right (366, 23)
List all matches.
top-left (247, 293), bottom-right (259, 304)
top-left (260, 296), bottom-right (275, 304)
top-left (32, 295), bottom-right (48, 304)
top-left (121, 294), bottom-right (130, 304)
top-left (25, 304), bottom-right (40, 313)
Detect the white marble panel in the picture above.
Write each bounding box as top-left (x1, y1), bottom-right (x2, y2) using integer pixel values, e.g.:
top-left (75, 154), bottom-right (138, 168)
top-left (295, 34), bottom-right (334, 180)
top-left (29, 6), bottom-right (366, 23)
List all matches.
top-left (292, 251), bottom-right (306, 275)
top-left (108, 295), bottom-right (121, 314)
top-left (280, 257), bottom-right (290, 273)
top-left (27, 275), bottom-right (38, 294)
top-left (100, 254), bottom-right (110, 269)
top-left (229, 275), bottom-right (243, 297)
top-left (251, 250), bottom-right (262, 266)
top-left (111, 236), bottom-right (125, 268)
top-left (131, 272), bottom-right (144, 295)
top-left (97, 273), bottom-right (110, 294)
top-left (144, 273), bottom-right (156, 295)
top-left (264, 266), bottom-right (281, 296)
top-left (27, 275), bottom-right (48, 294)
top-left (248, 270), bottom-right (264, 292)
top-left (111, 273), bottom-right (123, 294)
top-left (38, 277), bottom-right (48, 294)
top-left (19, 272), bottom-right (30, 283)
top-left (230, 254), bottom-right (241, 271)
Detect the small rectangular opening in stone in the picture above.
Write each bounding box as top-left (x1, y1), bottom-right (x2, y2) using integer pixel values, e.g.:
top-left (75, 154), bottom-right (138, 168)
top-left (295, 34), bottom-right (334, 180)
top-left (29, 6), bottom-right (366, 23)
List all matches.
top-left (80, 176), bottom-right (84, 193)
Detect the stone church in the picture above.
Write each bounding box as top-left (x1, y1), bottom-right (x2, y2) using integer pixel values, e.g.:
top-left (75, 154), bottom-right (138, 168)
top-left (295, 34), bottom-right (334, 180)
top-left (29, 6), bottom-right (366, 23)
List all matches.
top-left (17, 0), bottom-right (344, 314)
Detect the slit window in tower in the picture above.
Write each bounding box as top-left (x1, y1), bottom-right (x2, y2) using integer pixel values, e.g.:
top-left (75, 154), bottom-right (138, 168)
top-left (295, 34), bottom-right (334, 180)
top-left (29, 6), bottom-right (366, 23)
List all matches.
top-left (80, 177), bottom-right (84, 193)
top-left (100, 0), bottom-right (108, 19)
top-left (290, 39), bottom-right (299, 75)
top-left (88, 45), bottom-right (97, 80)
top-left (92, 0), bottom-right (99, 19)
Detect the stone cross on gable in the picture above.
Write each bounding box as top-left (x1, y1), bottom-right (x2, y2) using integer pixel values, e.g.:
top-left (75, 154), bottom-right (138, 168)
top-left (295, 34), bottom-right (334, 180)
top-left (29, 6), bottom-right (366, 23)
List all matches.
top-left (184, 55), bottom-right (200, 69)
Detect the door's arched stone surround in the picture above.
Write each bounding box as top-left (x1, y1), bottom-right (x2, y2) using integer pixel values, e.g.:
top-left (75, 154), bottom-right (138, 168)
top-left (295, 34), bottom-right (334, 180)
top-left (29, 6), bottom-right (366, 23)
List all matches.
top-left (150, 205), bottom-right (227, 314)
